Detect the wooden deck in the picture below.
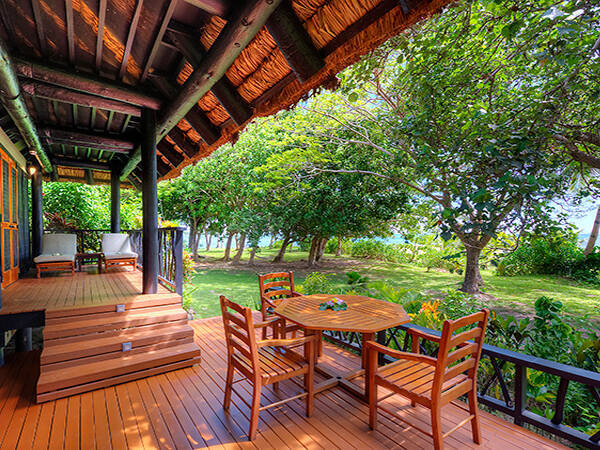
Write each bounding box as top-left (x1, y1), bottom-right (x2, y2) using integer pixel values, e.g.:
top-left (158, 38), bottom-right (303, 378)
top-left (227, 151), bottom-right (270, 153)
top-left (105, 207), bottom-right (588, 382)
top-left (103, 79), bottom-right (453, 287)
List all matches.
top-left (0, 316), bottom-right (566, 449)
top-left (0, 267), bottom-right (172, 316)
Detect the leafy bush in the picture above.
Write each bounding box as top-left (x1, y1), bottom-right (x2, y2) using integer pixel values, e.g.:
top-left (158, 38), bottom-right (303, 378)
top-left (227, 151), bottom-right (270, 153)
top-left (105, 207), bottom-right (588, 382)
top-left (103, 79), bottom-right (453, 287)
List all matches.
top-left (325, 238), bottom-right (353, 255)
top-left (350, 239), bottom-right (403, 262)
top-left (345, 271), bottom-right (370, 286)
top-left (496, 231), bottom-right (600, 283)
top-left (296, 272), bottom-right (335, 295)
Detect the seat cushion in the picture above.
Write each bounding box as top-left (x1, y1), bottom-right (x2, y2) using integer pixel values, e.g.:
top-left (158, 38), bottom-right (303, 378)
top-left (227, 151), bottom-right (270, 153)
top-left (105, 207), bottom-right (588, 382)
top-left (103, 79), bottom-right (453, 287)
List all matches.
top-left (375, 360), bottom-right (469, 406)
top-left (34, 254), bottom-right (75, 263)
top-left (102, 233), bottom-right (134, 254)
top-left (104, 252), bottom-right (138, 260)
top-left (41, 234), bottom-right (77, 256)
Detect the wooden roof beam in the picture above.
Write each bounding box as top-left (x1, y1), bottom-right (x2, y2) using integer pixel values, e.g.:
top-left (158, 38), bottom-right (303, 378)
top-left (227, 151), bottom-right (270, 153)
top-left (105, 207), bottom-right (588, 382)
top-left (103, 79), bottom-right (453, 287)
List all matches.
top-left (20, 81), bottom-right (142, 116)
top-left (157, 140), bottom-right (184, 168)
top-left (96, 0), bottom-right (107, 70)
top-left (119, 0), bottom-right (144, 79)
top-left (14, 58), bottom-right (162, 110)
top-left (40, 128), bottom-right (135, 153)
top-left (121, 0), bottom-right (282, 180)
top-left (265, 2), bottom-right (324, 83)
top-left (167, 127), bottom-right (198, 158)
top-left (150, 75), bottom-right (220, 146)
top-left (183, 0), bottom-right (229, 17)
top-left (53, 156), bottom-right (111, 171)
top-left (166, 30), bottom-right (252, 126)
top-left (141, 0), bottom-right (179, 81)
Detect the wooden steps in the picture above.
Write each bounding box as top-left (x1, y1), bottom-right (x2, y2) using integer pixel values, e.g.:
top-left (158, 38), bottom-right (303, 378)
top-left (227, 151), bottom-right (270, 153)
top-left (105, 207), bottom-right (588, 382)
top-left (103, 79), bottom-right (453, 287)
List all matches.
top-left (37, 294), bottom-right (201, 403)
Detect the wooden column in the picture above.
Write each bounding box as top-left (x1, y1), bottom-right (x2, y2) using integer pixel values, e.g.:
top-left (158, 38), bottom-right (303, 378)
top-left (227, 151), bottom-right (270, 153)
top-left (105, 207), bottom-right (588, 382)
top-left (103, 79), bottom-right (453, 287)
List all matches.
top-left (110, 163), bottom-right (121, 233)
top-left (141, 109), bottom-right (158, 294)
top-left (31, 169), bottom-right (43, 257)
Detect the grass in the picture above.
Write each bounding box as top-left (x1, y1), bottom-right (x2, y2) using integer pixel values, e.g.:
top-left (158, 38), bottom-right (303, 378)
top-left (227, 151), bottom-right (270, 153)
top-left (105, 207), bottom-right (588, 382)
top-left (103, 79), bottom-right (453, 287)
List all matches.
top-left (185, 247), bottom-right (600, 322)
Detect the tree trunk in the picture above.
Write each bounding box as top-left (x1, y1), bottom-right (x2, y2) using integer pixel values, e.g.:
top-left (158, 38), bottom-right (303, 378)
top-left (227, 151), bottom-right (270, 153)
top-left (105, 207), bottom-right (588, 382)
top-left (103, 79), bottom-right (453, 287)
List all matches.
top-left (307, 236), bottom-right (320, 266)
top-left (205, 231), bottom-right (212, 252)
top-left (272, 231), bottom-right (291, 263)
top-left (336, 237), bottom-right (342, 257)
top-left (188, 224), bottom-right (196, 253)
top-left (248, 247), bottom-right (257, 265)
top-left (191, 231), bottom-right (200, 258)
top-left (315, 237), bottom-right (327, 262)
top-left (460, 245), bottom-right (483, 294)
top-left (584, 204), bottom-right (600, 255)
top-left (232, 234), bottom-right (246, 265)
top-left (269, 235), bottom-right (275, 248)
top-left (222, 232), bottom-right (234, 261)
top-left (234, 234), bottom-right (239, 250)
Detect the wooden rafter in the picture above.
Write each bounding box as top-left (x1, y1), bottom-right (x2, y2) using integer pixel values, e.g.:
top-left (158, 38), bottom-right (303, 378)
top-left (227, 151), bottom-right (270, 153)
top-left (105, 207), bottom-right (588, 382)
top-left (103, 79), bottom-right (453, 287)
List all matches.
top-left (266, 2), bottom-right (324, 83)
top-left (53, 156), bottom-right (111, 171)
top-left (21, 81), bottom-right (142, 116)
top-left (14, 58), bottom-right (162, 110)
top-left (30, 0), bottom-right (47, 57)
top-left (183, 0), bottom-right (229, 17)
top-left (166, 30), bottom-right (252, 126)
top-left (141, 0), bottom-right (179, 82)
top-left (41, 128), bottom-right (135, 152)
top-left (65, 0), bottom-right (75, 65)
top-left (157, 140), bottom-right (184, 167)
top-left (168, 127), bottom-right (197, 157)
top-left (96, 0), bottom-right (107, 71)
top-left (119, 0), bottom-right (144, 79)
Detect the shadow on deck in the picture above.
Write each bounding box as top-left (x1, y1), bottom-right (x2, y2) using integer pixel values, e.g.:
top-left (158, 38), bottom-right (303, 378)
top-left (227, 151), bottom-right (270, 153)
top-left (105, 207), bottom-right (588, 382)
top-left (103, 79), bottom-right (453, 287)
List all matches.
top-left (0, 315), bottom-right (566, 449)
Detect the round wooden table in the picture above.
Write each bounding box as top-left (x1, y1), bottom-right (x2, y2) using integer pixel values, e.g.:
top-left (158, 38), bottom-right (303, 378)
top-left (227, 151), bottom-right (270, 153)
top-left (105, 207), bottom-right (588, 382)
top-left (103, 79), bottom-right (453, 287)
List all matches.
top-left (274, 294), bottom-right (410, 400)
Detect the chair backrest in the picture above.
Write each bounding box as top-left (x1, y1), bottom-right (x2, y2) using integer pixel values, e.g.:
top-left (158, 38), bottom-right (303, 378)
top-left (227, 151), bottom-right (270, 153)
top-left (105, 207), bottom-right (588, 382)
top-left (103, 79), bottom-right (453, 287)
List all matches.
top-left (432, 309), bottom-right (489, 403)
top-left (220, 296), bottom-right (260, 379)
top-left (41, 233), bottom-right (77, 255)
top-left (102, 233), bottom-right (133, 254)
top-left (258, 272), bottom-right (297, 308)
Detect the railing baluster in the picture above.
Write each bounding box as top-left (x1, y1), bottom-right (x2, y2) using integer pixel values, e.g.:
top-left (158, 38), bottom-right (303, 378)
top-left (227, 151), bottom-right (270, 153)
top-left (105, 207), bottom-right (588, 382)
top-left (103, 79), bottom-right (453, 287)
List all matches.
top-left (513, 364), bottom-right (527, 426)
top-left (173, 228), bottom-right (183, 295)
top-left (551, 378), bottom-right (569, 425)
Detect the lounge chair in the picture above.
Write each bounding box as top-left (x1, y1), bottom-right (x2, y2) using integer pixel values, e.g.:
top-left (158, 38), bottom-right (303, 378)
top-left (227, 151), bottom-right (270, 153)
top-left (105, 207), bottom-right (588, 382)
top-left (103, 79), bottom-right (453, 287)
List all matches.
top-left (34, 233), bottom-right (77, 278)
top-left (102, 233), bottom-right (138, 271)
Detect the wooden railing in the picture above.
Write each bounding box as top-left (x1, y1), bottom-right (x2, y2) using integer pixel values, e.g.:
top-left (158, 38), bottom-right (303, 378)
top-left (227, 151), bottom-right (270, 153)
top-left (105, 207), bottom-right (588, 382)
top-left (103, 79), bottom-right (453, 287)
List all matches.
top-left (323, 323), bottom-right (600, 449)
top-left (44, 227), bottom-right (185, 295)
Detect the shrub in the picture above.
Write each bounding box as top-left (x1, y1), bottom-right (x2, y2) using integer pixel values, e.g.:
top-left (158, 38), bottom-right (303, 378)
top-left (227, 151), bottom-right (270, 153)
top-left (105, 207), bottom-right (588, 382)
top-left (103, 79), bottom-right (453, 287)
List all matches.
top-left (350, 239), bottom-right (403, 262)
top-left (296, 272), bottom-right (335, 295)
top-left (496, 231), bottom-right (600, 283)
top-left (324, 238), bottom-right (353, 255)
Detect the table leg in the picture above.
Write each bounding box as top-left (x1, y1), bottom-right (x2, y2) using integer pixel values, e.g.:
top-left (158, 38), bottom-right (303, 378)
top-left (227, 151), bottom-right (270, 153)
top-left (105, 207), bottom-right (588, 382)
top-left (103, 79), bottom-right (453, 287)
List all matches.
top-left (98, 256), bottom-right (102, 273)
top-left (362, 332), bottom-right (375, 402)
top-left (304, 329), bottom-right (320, 364)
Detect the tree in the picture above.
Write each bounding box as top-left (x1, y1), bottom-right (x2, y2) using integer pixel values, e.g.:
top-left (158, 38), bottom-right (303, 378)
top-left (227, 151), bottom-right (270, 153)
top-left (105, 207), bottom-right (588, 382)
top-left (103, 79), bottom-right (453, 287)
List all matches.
top-left (294, 0), bottom-right (598, 292)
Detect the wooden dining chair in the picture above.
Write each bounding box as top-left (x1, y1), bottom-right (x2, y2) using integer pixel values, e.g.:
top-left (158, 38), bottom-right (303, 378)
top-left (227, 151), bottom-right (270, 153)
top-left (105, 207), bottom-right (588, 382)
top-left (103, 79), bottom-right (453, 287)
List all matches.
top-left (220, 295), bottom-right (317, 440)
top-left (366, 309), bottom-right (489, 450)
top-left (258, 271), bottom-right (323, 356)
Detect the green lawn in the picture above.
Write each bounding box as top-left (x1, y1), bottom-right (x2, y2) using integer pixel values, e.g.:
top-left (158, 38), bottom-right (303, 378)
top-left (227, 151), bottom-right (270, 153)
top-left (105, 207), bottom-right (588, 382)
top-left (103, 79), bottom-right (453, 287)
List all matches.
top-left (185, 247), bottom-right (600, 322)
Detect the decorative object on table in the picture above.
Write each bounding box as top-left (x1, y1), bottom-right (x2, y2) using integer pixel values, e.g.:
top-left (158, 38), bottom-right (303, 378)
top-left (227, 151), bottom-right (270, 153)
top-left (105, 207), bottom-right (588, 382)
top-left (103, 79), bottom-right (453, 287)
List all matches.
top-left (366, 309), bottom-right (490, 450)
top-left (319, 297), bottom-right (348, 311)
top-left (220, 295), bottom-right (317, 441)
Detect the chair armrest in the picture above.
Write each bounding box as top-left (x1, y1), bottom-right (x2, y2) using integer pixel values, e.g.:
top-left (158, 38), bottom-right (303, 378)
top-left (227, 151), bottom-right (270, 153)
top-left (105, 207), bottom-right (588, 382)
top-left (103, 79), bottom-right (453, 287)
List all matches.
top-left (407, 327), bottom-right (441, 343)
top-left (291, 291), bottom-right (302, 297)
top-left (365, 341), bottom-right (437, 366)
top-left (257, 335), bottom-right (318, 348)
top-left (253, 316), bottom-right (282, 329)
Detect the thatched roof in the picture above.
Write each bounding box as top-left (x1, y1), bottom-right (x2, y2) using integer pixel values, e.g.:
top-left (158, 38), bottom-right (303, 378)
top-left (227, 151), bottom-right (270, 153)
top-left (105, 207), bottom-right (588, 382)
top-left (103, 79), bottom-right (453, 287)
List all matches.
top-left (0, 0), bottom-right (450, 187)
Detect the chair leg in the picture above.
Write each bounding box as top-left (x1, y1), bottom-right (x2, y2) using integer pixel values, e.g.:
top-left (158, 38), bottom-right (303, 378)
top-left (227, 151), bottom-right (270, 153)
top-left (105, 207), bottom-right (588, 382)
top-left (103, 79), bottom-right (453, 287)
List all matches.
top-left (431, 407), bottom-right (443, 450)
top-left (305, 341), bottom-right (314, 417)
top-left (368, 348), bottom-right (378, 430)
top-left (248, 382), bottom-right (262, 440)
top-left (468, 389), bottom-right (481, 444)
top-left (36, 266), bottom-right (40, 278)
top-left (223, 360), bottom-right (234, 410)
top-left (317, 331), bottom-right (323, 357)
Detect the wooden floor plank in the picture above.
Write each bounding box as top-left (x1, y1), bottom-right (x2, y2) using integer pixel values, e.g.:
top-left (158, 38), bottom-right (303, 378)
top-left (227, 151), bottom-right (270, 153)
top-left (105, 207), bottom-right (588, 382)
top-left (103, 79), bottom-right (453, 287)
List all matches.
top-left (0, 317), bottom-right (569, 450)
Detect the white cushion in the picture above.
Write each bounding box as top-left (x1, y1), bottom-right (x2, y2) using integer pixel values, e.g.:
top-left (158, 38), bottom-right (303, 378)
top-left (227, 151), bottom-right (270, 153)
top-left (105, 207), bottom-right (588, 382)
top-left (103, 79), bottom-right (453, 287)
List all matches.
top-left (34, 254), bottom-right (75, 263)
top-left (102, 233), bottom-right (134, 255)
top-left (104, 252), bottom-right (138, 260)
top-left (41, 233), bottom-right (77, 256)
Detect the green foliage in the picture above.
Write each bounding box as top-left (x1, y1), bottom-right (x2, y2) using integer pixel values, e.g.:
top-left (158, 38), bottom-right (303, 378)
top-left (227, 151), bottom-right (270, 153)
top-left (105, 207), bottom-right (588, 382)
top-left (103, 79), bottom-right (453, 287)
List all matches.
top-left (497, 230), bottom-right (600, 283)
top-left (350, 239), bottom-right (402, 262)
top-left (345, 271), bottom-right (370, 287)
top-left (324, 238), bottom-right (352, 255)
top-left (43, 182), bottom-right (142, 230)
top-left (296, 272), bottom-right (335, 295)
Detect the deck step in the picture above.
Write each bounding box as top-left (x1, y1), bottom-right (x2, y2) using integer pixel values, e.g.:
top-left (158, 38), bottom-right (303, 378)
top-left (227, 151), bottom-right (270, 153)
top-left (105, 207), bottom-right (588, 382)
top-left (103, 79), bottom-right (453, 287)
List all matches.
top-left (43, 306), bottom-right (188, 340)
top-left (41, 323), bottom-right (194, 365)
top-left (37, 301), bottom-right (201, 403)
top-left (37, 342), bottom-right (200, 395)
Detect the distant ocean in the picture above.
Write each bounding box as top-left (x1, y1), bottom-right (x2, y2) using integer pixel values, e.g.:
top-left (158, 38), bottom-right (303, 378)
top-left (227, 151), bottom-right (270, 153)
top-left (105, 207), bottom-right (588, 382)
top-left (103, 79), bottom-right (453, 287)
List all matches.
top-left (185, 231), bottom-right (594, 250)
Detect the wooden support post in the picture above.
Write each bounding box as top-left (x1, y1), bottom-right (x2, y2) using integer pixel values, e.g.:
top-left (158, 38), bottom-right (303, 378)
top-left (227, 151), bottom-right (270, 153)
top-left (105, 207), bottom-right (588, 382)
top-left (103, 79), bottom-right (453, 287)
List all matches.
top-left (15, 328), bottom-right (32, 352)
top-left (111, 163), bottom-right (121, 232)
top-left (174, 228), bottom-right (184, 296)
top-left (141, 109), bottom-right (158, 294)
top-left (31, 169), bottom-right (43, 258)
